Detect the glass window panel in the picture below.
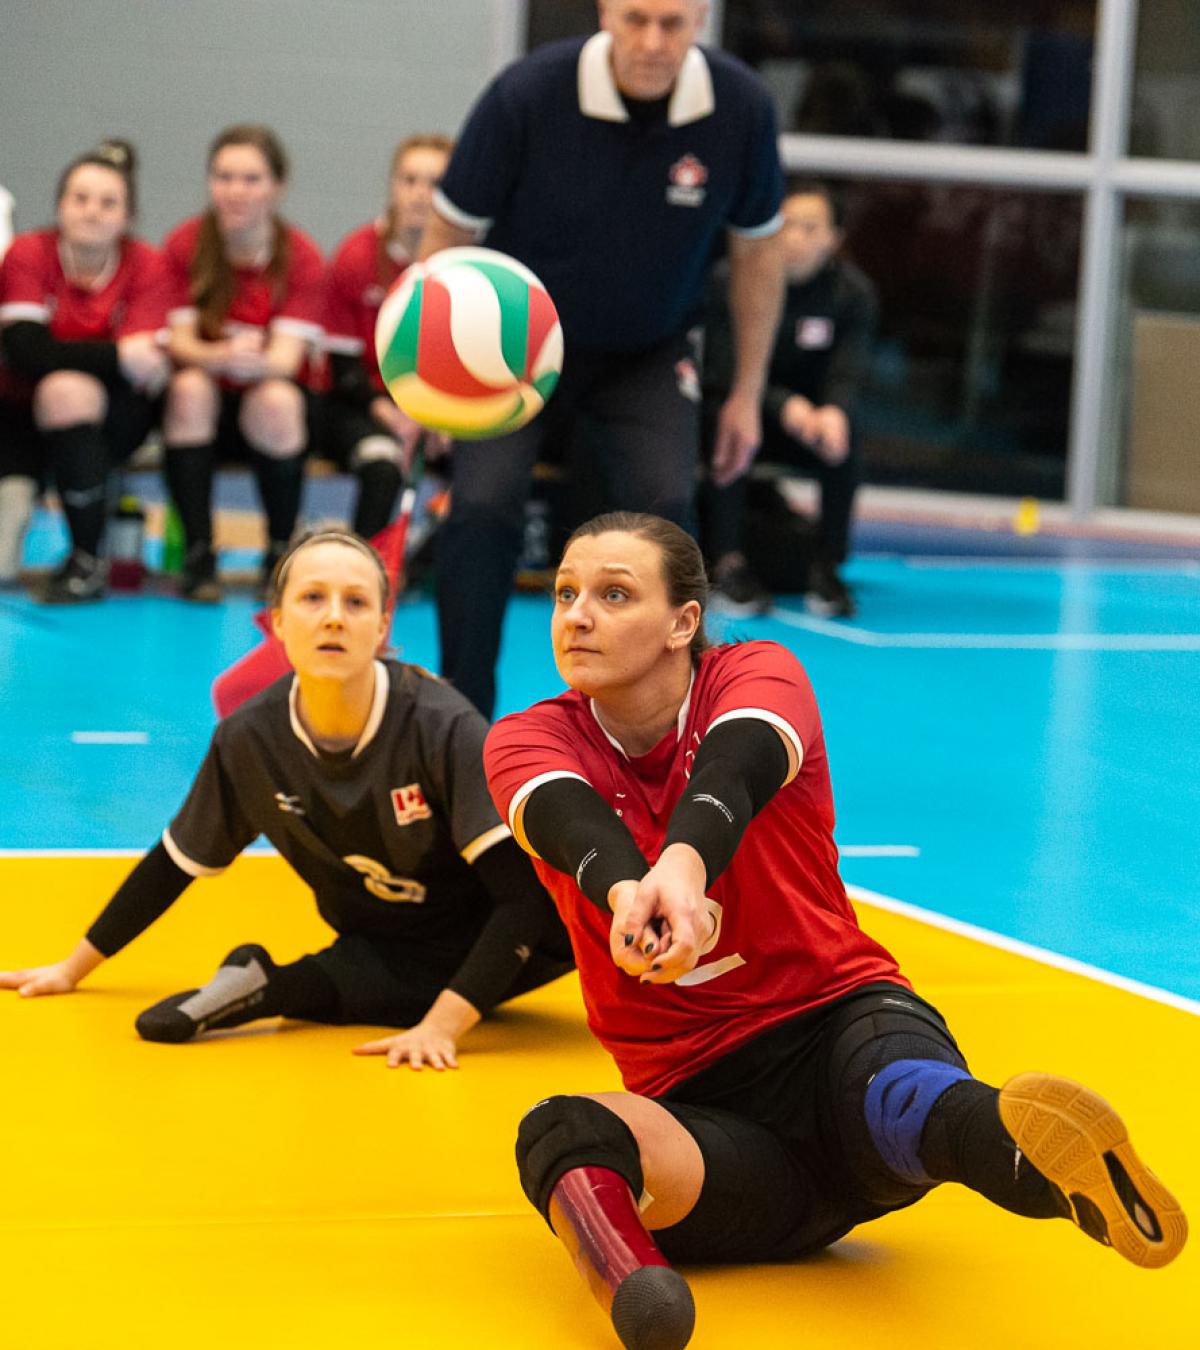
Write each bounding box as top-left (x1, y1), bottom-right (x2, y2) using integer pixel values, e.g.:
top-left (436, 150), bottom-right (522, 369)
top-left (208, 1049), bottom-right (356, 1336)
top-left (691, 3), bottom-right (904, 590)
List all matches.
top-left (1116, 198), bottom-right (1200, 511)
top-left (836, 180), bottom-right (1081, 497)
top-left (1132, 3), bottom-right (1200, 160)
top-left (723, 2), bottom-right (1096, 149)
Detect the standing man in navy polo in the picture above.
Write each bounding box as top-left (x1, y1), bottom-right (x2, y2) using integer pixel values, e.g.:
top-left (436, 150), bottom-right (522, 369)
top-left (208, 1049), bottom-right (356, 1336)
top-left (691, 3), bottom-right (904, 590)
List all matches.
top-left (419, 0), bottom-right (785, 718)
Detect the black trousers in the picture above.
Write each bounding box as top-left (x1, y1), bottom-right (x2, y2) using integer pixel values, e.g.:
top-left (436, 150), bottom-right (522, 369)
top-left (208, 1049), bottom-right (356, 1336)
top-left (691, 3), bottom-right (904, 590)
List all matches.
top-left (702, 414), bottom-right (860, 568)
top-left (436, 332), bottom-right (701, 718)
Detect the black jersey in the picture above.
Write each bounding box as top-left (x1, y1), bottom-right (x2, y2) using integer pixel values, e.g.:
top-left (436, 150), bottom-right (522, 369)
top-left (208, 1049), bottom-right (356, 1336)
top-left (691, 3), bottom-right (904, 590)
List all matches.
top-left (163, 661), bottom-right (509, 949)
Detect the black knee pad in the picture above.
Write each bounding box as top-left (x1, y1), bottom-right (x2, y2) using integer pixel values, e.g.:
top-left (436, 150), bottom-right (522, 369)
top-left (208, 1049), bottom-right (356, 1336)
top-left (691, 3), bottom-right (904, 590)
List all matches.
top-left (515, 1096), bottom-right (645, 1223)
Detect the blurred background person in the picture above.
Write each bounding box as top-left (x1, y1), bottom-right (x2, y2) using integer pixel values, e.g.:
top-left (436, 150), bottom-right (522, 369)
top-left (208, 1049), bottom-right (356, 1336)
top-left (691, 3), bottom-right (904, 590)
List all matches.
top-left (160, 124), bottom-right (324, 601)
top-left (702, 180), bottom-right (877, 617)
top-left (0, 140), bottom-right (167, 601)
top-left (417, 0), bottom-right (785, 718)
top-left (322, 134), bottom-right (453, 539)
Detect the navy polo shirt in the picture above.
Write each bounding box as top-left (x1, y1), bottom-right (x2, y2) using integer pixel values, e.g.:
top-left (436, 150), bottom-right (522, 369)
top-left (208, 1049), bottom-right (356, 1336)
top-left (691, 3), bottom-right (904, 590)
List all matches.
top-left (435, 33), bottom-right (783, 354)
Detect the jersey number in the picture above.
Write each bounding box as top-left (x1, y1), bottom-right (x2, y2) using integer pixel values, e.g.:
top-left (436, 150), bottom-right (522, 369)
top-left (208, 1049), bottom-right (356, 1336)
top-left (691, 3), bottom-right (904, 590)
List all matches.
top-left (675, 896), bottom-right (746, 988)
top-left (343, 854), bottom-right (427, 904)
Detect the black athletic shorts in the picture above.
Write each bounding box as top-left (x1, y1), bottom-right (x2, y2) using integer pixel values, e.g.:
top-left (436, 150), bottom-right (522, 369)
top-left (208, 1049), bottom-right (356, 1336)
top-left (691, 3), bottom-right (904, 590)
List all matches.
top-left (308, 929), bottom-right (574, 1027)
top-left (213, 384), bottom-right (319, 461)
top-left (650, 982), bottom-right (968, 1264)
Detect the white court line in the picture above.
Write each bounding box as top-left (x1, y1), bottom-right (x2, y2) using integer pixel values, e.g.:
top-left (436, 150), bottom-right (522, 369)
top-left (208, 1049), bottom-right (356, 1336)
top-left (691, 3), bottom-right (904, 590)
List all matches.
top-left (70, 731), bottom-right (150, 745)
top-left (849, 884), bottom-right (1200, 1018)
top-left (839, 845), bottom-right (920, 858)
top-left (900, 556), bottom-right (1200, 574)
top-left (773, 609), bottom-right (1200, 651)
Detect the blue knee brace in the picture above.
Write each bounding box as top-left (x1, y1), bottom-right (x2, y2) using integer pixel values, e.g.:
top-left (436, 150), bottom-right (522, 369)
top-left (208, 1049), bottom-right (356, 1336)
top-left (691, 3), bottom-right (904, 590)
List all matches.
top-left (863, 1059), bottom-right (972, 1185)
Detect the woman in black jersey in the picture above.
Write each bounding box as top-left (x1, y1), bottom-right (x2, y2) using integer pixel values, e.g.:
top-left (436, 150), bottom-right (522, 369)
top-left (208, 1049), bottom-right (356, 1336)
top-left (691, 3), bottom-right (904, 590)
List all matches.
top-left (0, 529), bottom-right (572, 1069)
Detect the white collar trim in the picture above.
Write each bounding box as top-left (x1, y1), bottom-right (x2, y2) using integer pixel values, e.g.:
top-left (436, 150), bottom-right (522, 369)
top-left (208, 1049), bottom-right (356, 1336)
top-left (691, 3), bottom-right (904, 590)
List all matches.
top-left (588, 669), bottom-right (696, 758)
top-left (288, 660), bottom-right (389, 759)
top-left (577, 31), bottom-right (714, 127)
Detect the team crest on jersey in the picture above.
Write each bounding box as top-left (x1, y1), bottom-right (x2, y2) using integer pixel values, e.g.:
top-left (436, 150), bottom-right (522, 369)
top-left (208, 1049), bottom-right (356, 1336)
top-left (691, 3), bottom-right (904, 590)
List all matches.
top-left (667, 154), bottom-right (707, 207)
top-left (363, 284), bottom-right (386, 307)
top-left (391, 783), bottom-right (432, 826)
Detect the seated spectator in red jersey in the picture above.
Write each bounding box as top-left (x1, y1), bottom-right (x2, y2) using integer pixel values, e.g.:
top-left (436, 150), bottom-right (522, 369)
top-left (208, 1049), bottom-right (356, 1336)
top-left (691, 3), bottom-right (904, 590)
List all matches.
top-left (484, 512), bottom-right (1186, 1350)
top-left (0, 141), bottom-right (168, 601)
top-left (160, 124), bottom-right (324, 601)
top-left (323, 135), bottom-right (453, 539)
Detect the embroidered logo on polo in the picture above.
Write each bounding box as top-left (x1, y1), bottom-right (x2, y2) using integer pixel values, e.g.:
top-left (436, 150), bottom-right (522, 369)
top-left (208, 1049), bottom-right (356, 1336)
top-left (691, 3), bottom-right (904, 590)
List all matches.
top-left (391, 783), bottom-right (433, 826)
top-left (274, 792), bottom-right (305, 816)
top-left (667, 154), bottom-right (707, 207)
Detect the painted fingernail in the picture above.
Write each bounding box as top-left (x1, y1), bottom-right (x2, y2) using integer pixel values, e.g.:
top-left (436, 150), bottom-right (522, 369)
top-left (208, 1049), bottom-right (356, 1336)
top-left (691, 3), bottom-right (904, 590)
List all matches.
top-left (623, 934), bottom-right (634, 946)
top-left (643, 941), bottom-right (656, 956)
top-left (650, 963), bottom-right (661, 972)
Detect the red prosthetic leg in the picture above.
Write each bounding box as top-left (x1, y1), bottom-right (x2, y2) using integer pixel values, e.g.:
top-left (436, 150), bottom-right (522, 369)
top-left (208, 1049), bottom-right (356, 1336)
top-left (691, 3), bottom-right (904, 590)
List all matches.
top-left (547, 1166), bottom-right (695, 1350)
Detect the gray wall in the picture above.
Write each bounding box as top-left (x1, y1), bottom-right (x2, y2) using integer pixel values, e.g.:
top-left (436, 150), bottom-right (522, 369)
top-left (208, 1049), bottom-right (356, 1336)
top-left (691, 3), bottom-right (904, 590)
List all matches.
top-left (1, 0), bottom-right (519, 251)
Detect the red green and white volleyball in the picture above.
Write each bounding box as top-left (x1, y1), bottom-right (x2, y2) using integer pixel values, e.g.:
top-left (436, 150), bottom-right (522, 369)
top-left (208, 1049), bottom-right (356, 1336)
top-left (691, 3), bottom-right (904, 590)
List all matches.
top-left (374, 246), bottom-right (563, 439)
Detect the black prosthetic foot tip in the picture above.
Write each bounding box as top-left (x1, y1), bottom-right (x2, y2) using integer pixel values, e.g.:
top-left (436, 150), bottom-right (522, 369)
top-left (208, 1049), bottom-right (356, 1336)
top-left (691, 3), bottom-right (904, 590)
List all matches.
top-left (611, 1265), bottom-right (696, 1350)
top-left (135, 990), bottom-right (202, 1043)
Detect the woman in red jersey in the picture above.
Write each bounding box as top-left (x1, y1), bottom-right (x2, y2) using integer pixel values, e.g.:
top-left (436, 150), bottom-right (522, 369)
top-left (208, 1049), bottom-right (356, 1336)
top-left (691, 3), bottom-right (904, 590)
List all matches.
top-left (161, 124), bottom-right (324, 601)
top-left (0, 140), bottom-right (168, 601)
top-left (323, 134), bottom-right (452, 539)
top-left (484, 512), bottom-right (1185, 1350)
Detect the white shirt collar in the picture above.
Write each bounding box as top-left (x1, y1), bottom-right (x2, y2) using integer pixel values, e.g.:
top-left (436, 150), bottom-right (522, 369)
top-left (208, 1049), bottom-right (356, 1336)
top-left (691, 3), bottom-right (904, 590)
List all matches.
top-left (577, 31), bottom-right (715, 127)
top-left (288, 660), bottom-right (389, 759)
top-left (588, 668), bottom-right (696, 758)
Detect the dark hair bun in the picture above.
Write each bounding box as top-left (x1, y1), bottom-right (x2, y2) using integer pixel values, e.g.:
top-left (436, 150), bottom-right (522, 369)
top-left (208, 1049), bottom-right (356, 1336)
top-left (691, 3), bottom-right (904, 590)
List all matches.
top-left (94, 139), bottom-right (137, 175)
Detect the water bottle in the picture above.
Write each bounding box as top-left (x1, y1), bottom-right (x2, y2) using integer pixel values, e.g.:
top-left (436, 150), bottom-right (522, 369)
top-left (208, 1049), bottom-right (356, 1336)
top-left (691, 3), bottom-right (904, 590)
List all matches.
top-left (162, 501), bottom-right (186, 575)
top-left (107, 494), bottom-right (146, 590)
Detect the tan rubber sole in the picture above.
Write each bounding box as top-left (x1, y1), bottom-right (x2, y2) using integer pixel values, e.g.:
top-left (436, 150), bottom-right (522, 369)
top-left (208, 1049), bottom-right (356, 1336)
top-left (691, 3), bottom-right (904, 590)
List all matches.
top-left (998, 1072), bottom-right (1187, 1269)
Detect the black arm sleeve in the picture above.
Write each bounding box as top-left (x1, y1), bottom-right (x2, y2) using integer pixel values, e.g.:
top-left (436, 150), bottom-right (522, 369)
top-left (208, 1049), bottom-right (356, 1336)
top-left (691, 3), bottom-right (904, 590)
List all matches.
top-left (1, 320), bottom-right (121, 383)
top-left (521, 777), bottom-right (650, 913)
top-left (85, 841), bottom-right (194, 957)
top-left (445, 836), bottom-right (561, 1013)
top-left (329, 351), bottom-right (376, 411)
top-left (661, 718), bottom-right (790, 887)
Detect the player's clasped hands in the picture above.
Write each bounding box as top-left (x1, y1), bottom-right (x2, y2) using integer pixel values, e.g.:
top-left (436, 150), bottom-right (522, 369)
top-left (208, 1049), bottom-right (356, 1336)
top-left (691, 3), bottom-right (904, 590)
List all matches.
top-left (609, 844), bottom-right (711, 986)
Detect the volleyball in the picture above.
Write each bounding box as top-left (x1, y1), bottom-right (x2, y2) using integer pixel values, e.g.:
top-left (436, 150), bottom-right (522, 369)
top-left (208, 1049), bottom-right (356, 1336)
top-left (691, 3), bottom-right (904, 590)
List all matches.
top-left (374, 246), bottom-right (563, 439)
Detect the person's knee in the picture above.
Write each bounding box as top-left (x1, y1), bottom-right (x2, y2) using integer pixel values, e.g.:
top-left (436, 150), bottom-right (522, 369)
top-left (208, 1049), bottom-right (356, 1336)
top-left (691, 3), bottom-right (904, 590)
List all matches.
top-left (165, 367), bottom-right (218, 440)
top-left (352, 434), bottom-right (403, 468)
top-left (515, 1095), bottom-right (644, 1223)
top-left (241, 380), bottom-right (305, 457)
top-left (32, 371), bottom-right (106, 429)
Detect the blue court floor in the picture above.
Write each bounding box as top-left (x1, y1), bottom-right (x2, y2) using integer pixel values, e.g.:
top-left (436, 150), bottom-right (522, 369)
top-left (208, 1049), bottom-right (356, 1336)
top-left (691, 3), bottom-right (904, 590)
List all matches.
top-left (1, 501), bottom-right (1198, 1007)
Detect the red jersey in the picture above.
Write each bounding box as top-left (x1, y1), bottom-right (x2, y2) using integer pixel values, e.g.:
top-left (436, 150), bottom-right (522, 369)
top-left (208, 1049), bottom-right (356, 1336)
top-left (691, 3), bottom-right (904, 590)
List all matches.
top-left (0, 228), bottom-right (166, 402)
top-left (485, 640), bottom-right (907, 1097)
top-left (324, 221), bottom-right (412, 395)
top-left (160, 216), bottom-right (324, 387)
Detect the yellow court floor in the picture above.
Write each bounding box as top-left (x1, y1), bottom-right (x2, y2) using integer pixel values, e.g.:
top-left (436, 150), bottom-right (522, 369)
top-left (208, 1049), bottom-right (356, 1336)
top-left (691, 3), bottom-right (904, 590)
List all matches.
top-left (1, 856), bottom-right (1195, 1350)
